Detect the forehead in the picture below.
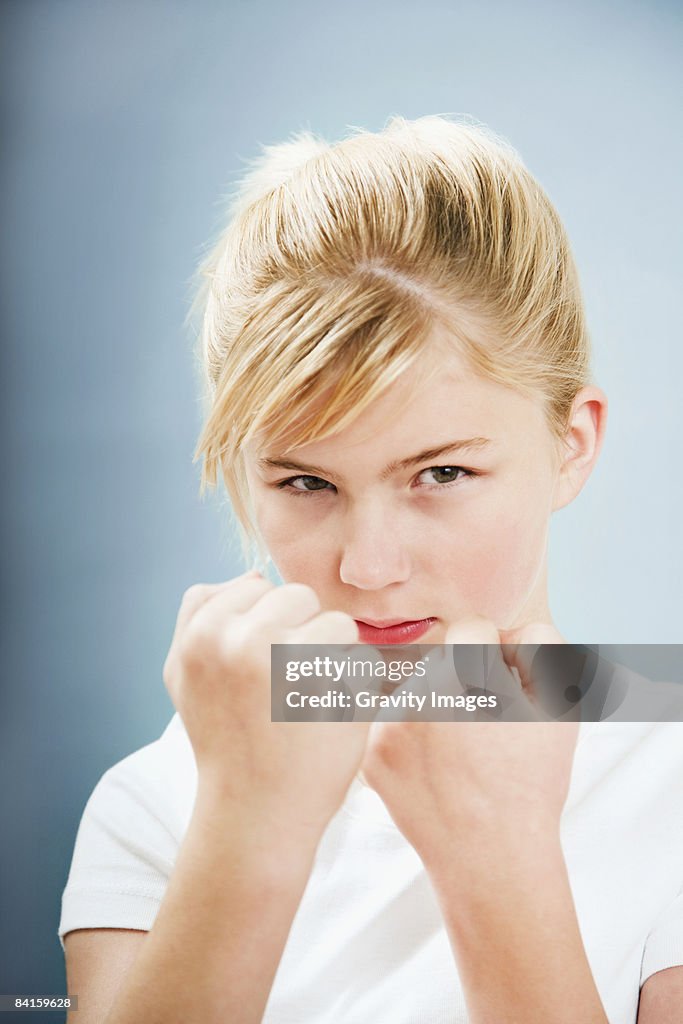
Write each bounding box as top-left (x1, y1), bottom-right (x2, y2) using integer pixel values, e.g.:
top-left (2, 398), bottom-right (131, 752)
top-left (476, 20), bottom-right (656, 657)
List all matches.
top-left (250, 341), bottom-right (547, 470)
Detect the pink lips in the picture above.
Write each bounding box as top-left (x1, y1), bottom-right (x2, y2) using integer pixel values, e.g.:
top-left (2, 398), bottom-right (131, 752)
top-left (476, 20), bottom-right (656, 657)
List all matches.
top-left (353, 618), bottom-right (438, 645)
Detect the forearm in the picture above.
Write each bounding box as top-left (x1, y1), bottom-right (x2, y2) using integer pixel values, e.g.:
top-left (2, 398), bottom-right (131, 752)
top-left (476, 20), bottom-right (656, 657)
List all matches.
top-left (103, 783), bottom-right (318, 1024)
top-left (425, 826), bottom-right (609, 1024)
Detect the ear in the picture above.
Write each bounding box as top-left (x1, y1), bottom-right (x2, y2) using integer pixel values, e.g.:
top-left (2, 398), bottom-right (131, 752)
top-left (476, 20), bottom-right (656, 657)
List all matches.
top-left (552, 385), bottom-right (608, 512)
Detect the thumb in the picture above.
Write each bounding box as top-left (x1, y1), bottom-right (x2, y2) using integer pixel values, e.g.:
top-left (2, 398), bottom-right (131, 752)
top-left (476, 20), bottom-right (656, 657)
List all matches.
top-left (499, 622), bottom-right (566, 697)
top-left (445, 615), bottom-right (521, 705)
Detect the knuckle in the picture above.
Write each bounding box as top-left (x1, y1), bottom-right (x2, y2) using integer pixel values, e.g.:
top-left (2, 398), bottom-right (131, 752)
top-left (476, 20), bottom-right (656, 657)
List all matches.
top-left (162, 651), bottom-right (176, 690)
top-left (221, 613), bottom-right (268, 656)
top-left (283, 582), bottom-right (321, 613)
top-left (181, 583), bottom-right (211, 605)
top-left (219, 624), bottom-right (251, 661)
top-left (179, 616), bottom-right (219, 668)
top-left (247, 572), bottom-right (274, 590)
top-left (518, 623), bottom-right (561, 644)
top-left (321, 609), bottom-right (352, 625)
top-left (245, 577), bottom-right (277, 604)
top-left (318, 610), bottom-right (358, 639)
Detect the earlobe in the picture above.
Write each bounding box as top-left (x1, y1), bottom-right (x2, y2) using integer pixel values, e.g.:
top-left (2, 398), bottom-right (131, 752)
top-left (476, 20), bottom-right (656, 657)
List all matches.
top-left (552, 386), bottom-right (608, 512)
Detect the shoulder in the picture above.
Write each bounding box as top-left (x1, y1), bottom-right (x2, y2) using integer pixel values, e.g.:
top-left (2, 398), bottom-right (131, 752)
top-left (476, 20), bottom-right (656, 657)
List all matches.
top-left (59, 715), bottom-right (197, 947)
top-left (97, 714), bottom-right (195, 803)
top-left (568, 717), bottom-right (683, 824)
top-left (85, 713), bottom-right (198, 843)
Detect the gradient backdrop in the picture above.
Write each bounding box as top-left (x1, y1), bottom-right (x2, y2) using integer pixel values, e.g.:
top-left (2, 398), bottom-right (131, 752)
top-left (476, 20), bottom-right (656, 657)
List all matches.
top-left (1, 0), bottom-right (682, 1014)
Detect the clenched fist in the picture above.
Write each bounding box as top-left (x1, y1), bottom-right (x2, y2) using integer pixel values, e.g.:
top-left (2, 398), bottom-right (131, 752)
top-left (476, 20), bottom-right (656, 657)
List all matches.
top-left (163, 571), bottom-right (370, 844)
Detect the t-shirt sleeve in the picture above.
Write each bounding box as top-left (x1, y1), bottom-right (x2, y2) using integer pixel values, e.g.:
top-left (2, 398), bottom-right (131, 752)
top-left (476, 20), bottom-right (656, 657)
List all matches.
top-left (641, 888), bottom-right (683, 987)
top-left (58, 720), bottom-right (194, 951)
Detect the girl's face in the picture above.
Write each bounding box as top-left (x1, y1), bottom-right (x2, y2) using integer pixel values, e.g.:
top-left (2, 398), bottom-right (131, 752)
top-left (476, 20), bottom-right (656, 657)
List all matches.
top-left (245, 338), bottom-right (566, 645)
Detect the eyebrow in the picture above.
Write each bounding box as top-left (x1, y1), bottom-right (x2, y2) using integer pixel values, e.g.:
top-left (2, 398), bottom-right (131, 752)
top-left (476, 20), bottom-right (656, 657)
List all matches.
top-left (258, 438), bottom-right (494, 482)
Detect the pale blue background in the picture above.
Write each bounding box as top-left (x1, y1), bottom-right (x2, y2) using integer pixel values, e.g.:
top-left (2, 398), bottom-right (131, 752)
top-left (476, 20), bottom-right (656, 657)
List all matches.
top-left (1, 0), bottom-right (681, 1012)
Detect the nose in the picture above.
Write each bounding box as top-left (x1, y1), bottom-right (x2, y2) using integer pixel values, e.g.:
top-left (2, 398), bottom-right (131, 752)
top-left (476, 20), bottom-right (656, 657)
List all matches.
top-left (338, 500), bottom-right (411, 590)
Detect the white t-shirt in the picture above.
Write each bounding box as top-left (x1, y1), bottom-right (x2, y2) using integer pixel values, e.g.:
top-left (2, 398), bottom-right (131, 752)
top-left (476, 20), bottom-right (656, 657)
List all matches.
top-left (59, 713), bottom-right (683, 1024)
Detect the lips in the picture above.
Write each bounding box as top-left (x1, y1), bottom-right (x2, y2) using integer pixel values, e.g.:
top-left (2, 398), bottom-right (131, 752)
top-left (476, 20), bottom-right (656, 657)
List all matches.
top-left (353, 618), bottom-right (438, 645)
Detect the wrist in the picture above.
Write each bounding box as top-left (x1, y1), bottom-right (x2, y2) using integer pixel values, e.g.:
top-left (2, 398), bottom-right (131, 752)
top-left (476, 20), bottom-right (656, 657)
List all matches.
top-left (425, 826), bottom-right (566, 905)
top-left (418, 811), bottom-right (563, 885)
top-left (191, 777), bottom-right (322, 882)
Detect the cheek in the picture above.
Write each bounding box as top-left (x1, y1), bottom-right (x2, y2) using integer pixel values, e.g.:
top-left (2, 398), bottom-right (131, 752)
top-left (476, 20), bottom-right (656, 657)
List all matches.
top-left (427, 490), bottom-right (550, 622)
top-left (254, 498), bottom-right (335, 584)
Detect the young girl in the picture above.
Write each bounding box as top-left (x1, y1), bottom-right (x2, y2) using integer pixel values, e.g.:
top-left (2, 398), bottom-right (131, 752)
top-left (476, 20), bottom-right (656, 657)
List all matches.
top-left (59, 116), bottom-right (683, 1023)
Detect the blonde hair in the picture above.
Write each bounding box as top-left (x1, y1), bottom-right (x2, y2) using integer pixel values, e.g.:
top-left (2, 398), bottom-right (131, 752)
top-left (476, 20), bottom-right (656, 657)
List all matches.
top-left (191, 115), bottom-right (592, 550)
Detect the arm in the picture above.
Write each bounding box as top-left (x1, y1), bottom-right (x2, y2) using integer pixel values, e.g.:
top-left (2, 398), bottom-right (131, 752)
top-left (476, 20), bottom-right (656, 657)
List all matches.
top-left (363, 616), bottom-right (610, 1024)
top-left (638, 967), bottom-right (683, 1022)
top-left (65, 930), bottom-right (146, 1024)
top-left (64, 572), bottom-right (366, 1024)
top-left (424, 820), bottom-right (608, 1024)
top-left (67, 785), bottom-right (318, 1024)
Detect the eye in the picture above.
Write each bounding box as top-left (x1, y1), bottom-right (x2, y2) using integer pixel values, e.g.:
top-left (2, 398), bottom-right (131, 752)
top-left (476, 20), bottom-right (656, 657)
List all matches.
top-left (277, 474), bottom-right (336, 494)
top-left (274, 466), bottom-right (477, 496)
top-left (415, 466), bottom-right (475, 487)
